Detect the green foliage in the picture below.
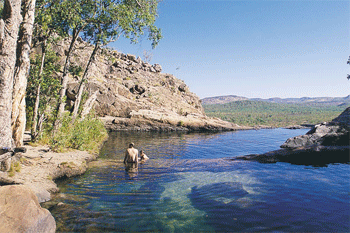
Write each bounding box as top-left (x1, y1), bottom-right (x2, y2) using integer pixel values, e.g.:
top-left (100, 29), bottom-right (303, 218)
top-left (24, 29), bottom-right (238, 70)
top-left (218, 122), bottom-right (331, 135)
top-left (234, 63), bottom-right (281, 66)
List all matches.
top-left (204, 100), bottom-right (349, 127)
top-left (14, 162), bottom-right (21, 172)
top-left (68, 64), bottom-right (83, 77)
top-left (177, 120), bottom-right (184, 126)
top-left (50, 114), bottom-right (108, 153)
top-left (82, 0), bottom-right (162, 48)
top-left (26, 47), bottom-right (61, 128)
top-left (8, 162), bottom-right (21, 177)
top-left (0, 1), bottom-right (3, 17)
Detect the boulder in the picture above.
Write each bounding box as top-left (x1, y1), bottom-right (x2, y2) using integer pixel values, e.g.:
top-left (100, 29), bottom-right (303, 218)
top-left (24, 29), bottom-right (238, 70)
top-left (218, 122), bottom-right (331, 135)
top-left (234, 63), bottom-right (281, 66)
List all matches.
top-left (0, 185), bottom-right (56, 233)
top-left (178, 84), bottom-right (187, 92)
top-left (281, 108), bottom-right (350, 149)
top-left (130, 85), bottom-right (146, 95)
top-left (332, 107), bottom-right (350, 127)
top-left (152, 64), bottom-right (162, 72)
top-left (127, 54), bottom-right (137, 62)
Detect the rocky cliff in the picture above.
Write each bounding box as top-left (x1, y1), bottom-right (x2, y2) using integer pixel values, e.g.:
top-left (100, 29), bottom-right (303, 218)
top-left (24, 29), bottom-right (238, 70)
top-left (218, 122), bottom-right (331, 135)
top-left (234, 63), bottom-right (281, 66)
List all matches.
top-left (48, 38), bottom-right (246, 131)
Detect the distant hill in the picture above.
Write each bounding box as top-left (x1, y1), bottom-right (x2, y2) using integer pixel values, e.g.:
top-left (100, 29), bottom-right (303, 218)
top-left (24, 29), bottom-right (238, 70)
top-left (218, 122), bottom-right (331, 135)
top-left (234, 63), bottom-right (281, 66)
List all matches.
top-left (203, 97), bottom-right (350, 127)
top-left (201, 95), bottom-right (249, 105)
top-left (202, 95), bottom-right (350, 106)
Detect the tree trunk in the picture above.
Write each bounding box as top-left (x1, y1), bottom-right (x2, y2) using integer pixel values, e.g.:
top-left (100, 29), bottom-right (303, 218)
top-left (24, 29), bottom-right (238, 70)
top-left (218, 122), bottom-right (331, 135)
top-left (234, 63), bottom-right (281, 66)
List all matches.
top-left (12, 0), bottom-right (36, 147)
top-left (56, 30), bottom-right (81, 119)
top-left (31, 40), bottom-right (46, 141)
top-left (81, 90), bottom-right (98, 120)
top-left (0, 0), bottom-right (22, 149)
top-left (71, 43), bottom-right (99, 122)
top-left (53, 30), bottom-right (81, 130)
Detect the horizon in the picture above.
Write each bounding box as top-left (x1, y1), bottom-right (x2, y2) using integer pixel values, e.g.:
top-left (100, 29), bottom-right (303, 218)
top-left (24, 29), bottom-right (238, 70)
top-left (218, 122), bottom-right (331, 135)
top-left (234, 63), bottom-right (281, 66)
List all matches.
top-left (111, 0), bottom-right (350, 99)
top-left (201, 94), bottom-right (350, 100)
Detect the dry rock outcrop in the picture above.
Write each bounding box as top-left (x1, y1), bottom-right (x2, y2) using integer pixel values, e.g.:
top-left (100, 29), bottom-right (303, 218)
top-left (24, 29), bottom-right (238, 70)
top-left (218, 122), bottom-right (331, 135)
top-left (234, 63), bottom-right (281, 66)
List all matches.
top-left (48, 38), bottom-right (243, 131)
top-left (234, 107), bottom-right (350, 166)
top-left (281, 107), bottom-right (349, 149)
top-left (0, 144), bottom-right (96, 203)
top-left (0, 185), bottom-right (56, 233)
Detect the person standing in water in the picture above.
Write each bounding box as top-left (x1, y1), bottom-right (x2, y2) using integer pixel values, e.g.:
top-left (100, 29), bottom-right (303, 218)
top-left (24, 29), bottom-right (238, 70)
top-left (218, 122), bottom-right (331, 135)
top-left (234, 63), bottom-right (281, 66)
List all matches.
top-left (139, 150), bottom-right (149, 162)
top-left (124, 143), bottom-right (139, 173)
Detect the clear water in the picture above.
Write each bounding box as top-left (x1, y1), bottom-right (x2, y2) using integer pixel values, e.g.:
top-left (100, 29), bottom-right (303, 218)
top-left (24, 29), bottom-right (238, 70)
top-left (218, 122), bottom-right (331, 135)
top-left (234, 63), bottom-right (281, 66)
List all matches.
top-left (53, 129), bottom-right (350, 232)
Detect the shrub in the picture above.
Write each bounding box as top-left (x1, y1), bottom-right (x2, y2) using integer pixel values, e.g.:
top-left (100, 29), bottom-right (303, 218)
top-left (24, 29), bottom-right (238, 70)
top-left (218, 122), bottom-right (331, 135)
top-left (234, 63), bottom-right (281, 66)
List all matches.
top-left (178, 120), bottom-right (184, 126)
top-left (48, 114), bottom-right (108, 153)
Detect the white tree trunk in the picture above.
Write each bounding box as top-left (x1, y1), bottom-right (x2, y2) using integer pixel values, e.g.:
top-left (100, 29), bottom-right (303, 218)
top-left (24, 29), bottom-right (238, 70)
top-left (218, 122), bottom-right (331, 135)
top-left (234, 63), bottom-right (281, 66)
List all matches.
top-left (56, 32), bottom-right (81, 119)
top-left (12, 0), bottom-right (36, 147)
top-left (71, 43), bottom-right (99, 121)
top-left (54, 32), bottom-right (80, 130)
top-left (31, 41), bottom-right (46, 141)
top-left (81, 90), bottom-right (98, 120)
top-left (0, 0), bottom-right (22, 149)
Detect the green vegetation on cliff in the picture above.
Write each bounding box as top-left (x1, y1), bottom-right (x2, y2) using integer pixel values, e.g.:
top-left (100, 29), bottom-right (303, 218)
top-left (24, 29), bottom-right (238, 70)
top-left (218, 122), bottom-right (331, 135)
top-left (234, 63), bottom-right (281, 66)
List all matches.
top-left (204, 100), bottom-right (349, 127)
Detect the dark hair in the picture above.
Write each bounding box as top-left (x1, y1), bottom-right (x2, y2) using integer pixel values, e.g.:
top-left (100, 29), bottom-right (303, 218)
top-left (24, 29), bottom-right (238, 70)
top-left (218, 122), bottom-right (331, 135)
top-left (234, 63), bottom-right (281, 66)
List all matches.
top-left (129, 143), bottom-right (134, 148)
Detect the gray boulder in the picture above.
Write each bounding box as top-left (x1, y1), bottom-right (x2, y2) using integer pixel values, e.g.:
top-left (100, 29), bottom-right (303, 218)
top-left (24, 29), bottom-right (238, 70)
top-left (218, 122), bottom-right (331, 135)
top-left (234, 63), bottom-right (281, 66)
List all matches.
top-left (178, 83), bottom-right (187, 92)
top-left (0, 185), bottom-right (56, 233)
top-left (152, 64), bottom-right (162, 72)
top-left (281, 107), bottom-right (350, 149)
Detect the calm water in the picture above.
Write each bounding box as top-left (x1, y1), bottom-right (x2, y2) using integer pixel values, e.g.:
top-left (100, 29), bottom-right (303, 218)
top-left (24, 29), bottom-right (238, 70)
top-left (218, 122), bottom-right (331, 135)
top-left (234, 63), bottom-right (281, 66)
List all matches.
top-left (53, 129), bottom-right (350, 232)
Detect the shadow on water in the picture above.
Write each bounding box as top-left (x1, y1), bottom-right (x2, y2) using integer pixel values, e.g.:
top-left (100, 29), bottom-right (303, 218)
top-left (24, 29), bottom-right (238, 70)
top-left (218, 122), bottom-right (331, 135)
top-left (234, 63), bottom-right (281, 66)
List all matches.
top-left (188, 181), bottom-right (270, 232)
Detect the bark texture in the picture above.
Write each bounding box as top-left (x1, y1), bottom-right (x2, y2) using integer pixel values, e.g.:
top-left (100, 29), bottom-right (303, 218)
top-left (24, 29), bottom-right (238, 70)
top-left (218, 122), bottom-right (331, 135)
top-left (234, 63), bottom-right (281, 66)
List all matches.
top-left (81, 90), bottom-right (98, 120)
top-left (71, 43), bottom-right (99, 121)
top-left (0, 0), bottom-right (22, 149)
top-left (56, 32), bottom-right (80, 120)
top-left (12, 0), bottom-right (36, 147)
top-left (31, 40), bottom-right (46, 141)
top-left (54, 32), bottom-right (80, 130)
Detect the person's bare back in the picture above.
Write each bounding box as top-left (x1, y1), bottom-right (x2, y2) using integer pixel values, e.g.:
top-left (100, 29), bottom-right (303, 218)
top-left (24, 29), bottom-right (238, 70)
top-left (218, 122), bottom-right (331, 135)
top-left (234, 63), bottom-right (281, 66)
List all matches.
top-left (124, 143), bottom-right (139, 164)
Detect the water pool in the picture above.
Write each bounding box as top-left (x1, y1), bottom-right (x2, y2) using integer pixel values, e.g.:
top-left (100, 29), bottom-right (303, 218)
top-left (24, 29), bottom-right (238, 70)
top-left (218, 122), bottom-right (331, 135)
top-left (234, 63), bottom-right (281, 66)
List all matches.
top-left (52, 129), bottom-right (350, 232)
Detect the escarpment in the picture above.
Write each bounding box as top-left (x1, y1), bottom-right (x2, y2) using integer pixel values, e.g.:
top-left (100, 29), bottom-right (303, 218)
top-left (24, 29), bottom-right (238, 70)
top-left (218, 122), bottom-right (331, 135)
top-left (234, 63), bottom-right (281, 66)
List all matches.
top-left (45, 38), bottom-right (247, 131)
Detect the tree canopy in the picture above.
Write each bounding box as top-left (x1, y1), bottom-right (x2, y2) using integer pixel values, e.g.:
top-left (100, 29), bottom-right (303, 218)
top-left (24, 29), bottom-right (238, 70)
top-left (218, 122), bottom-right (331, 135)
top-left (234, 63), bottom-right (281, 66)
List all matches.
top-left (0, 0), bottom-right (162, 148)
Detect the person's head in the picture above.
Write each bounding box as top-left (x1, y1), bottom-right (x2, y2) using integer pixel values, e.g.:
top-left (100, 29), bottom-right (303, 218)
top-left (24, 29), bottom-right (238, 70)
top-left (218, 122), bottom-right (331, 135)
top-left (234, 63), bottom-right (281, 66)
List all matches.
top-left (129, 143), bottom-right (134, 148)
top-left (140, 150), bottom-right (144, 154)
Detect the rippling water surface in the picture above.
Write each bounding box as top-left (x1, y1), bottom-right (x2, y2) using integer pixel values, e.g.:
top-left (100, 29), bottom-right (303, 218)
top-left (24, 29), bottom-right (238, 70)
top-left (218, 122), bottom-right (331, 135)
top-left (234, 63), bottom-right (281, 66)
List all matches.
top-left (53, 129), bottom-right (350, 232)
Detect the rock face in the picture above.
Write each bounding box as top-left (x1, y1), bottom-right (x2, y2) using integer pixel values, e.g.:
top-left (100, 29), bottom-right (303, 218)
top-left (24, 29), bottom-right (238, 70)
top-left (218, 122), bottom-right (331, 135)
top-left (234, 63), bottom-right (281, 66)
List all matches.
top-left (0, 185), bottom-right (56, 233)
top-left (48, 38), bottom-right (242, 131)
top-left (234, 108), bottom-right (350, 166)
top-left (281, 107), bottom-right (349, 149)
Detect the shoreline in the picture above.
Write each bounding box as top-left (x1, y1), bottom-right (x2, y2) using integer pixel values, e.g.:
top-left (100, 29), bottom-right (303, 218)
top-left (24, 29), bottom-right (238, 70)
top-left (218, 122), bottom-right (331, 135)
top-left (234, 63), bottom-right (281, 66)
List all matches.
top-left (0, 124), bottom-right (309, 202)
top-left (0, 144), bottom-right (97, 203)
top-left (0, 125), bottom-right (318, 231)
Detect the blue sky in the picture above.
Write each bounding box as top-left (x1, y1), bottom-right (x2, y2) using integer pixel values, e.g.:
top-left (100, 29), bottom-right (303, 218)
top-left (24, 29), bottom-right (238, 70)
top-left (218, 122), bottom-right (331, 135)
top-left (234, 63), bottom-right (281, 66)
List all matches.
top-left (110, 0), bottom-right (350, 99)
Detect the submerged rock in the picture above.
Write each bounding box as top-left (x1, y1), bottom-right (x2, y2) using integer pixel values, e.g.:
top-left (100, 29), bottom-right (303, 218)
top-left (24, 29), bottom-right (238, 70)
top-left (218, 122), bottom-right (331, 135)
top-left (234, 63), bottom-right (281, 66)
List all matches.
top-left (190, 182), bottom-right (248, 205)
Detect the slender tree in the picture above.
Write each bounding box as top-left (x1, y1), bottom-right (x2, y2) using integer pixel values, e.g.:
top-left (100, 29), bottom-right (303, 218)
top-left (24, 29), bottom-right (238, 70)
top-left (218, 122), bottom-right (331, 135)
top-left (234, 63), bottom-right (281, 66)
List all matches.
top-left (11, 0), bottom-right (36, 147)
top-left (30, 0), bottom-right (61, 141)
top-left (26, 47), bottom-right (60, 141)
top-left (54, 0), bottom-right (96, 127)
top-left (71, 0), bottom-right (162, 121)
top-left (0, 0), bottom-right (22, 149)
